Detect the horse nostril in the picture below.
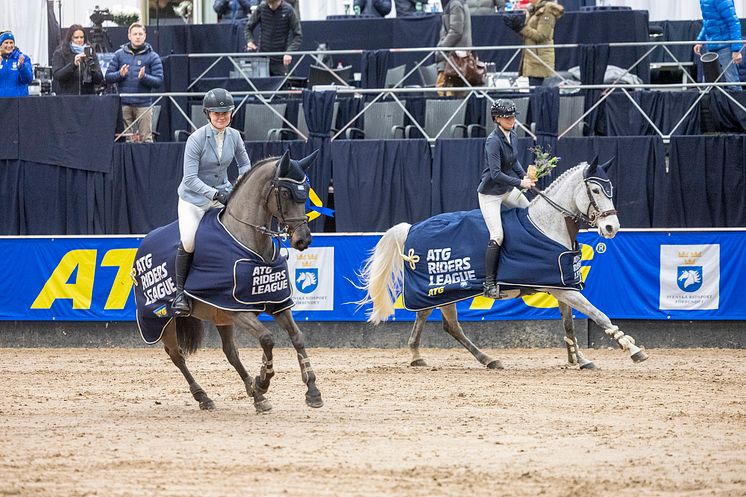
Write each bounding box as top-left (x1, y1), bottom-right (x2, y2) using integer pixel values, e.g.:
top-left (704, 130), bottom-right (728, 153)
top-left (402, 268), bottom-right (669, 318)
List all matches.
top-left (605, 225), bottom-right (614, 234)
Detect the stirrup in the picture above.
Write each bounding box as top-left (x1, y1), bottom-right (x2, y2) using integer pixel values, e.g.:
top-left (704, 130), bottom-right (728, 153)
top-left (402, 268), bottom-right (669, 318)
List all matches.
top-left (171, 292), bottom-right (192, 317)
top-left (483, 282), bottom-right (502, 300)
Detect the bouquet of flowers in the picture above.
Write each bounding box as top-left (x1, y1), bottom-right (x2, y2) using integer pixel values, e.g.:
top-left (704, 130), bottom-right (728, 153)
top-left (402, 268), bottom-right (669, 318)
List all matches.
top-left (526, 145), bottom-right (560, 182)
top-left (110, 6), bottom-right (141, 27)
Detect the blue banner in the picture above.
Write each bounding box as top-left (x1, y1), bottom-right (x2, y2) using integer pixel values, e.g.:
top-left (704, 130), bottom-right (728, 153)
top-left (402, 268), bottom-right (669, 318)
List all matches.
top-left (1, 230), bottom-right (744, 322)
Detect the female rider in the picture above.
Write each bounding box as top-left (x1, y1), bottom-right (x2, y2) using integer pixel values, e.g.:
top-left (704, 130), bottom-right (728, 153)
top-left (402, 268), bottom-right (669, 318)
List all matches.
top-left (477, 99), bottom-right (535, 299)
top-left (171, 87), bottom-right (252, 316)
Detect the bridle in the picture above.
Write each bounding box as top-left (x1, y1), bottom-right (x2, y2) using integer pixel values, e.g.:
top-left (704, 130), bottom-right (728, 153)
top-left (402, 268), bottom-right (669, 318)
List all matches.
top-left (531, 176), bottom-right (617, 228)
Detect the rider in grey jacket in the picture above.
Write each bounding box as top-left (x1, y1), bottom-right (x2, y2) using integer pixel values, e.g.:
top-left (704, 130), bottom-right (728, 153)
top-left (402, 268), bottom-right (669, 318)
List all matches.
top-left (172, 88), bottom-right (252, 316)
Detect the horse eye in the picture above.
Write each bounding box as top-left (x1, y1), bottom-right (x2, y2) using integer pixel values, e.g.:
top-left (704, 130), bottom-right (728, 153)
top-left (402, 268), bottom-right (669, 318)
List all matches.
top-left (592, 188), bottom-right (601, 194)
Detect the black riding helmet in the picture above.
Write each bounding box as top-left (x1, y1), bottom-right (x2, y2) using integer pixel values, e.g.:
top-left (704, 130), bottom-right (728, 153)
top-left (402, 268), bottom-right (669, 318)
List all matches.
top-left (490, 99), bottom-right (518, 119)
top-left (203, 88), bottom-right (235, 115)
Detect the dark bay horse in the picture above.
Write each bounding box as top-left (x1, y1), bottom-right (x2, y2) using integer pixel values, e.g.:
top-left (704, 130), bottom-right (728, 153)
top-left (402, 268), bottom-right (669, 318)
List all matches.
top-left (359, 159), bottom-right (649, 370)
top-left (156, 151), bottom-right (323, 412)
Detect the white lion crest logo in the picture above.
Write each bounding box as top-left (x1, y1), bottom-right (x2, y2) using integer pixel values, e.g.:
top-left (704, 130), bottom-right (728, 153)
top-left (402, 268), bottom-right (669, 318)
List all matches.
top-left (296, 271), bottom-right (317, 290)
top-left (678, 269), bottom-right (701, 289)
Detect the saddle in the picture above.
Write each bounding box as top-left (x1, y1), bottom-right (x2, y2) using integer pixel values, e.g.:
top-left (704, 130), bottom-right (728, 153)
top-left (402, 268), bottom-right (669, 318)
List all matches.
top-left (401, 208), bottom-right (583, 311)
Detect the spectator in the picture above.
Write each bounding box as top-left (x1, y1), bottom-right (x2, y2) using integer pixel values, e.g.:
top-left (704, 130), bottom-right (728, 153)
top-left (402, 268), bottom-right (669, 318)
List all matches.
top-left (171, 88), bottom-right (252, 316)
top-left (353, 0), bottom-right (392, 17)
top-left (0, 31), bottom-right (33, 97)
top-left (245, 0), bottom-right (303, 76)
top-left (694, 0), bottom-right (743, 90)
top-left (395, 0), bottom-right (428, 16)
top-left (51, 24), bottom-right (104, 95)
top-left (513, 0), bottom-right (531, 9)
top-left (105, 23), bottom-right (163, 142)
top-left (465, 0), bottom-right (505, 14)
top-left (436, 0), bottom-right (472, 93)
top-left (213, 0), bottom-right (257, 23)
top-left (517, 0), bottom-right (563, 87)
top-left (477, 99), bottom-right (534, 299)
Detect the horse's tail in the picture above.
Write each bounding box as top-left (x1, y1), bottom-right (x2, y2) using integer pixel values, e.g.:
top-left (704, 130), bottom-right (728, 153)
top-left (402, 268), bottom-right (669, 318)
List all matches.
top-left (175, 317), bottom-right (204, 355)
top-left (358, 222), bottom-right (411, 325)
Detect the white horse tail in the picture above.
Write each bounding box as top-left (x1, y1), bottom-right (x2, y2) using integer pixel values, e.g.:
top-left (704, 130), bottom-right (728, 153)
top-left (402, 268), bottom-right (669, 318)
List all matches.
top-left (358, 222), bottom-right (411, 324)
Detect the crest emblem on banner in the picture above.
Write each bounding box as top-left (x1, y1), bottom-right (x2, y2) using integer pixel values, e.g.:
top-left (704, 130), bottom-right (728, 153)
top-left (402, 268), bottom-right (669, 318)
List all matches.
top-left (295, 268), bottom-right (319, 294)
top-left (677, 266), bottom-right (702, 292)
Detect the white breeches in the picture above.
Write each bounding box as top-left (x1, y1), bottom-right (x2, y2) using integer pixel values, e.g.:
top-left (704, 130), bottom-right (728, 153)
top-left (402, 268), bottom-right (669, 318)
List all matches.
top-left (178, 198), bottom-right (211, 253)
top-left (478, 189), bottom-right (530, 244)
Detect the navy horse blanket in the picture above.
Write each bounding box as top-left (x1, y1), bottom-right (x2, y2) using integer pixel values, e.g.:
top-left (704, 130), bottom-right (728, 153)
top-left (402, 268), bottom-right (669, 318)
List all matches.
top-left (133, 209), bottom-right (293, 344)
top-left (402, 208), bottom-right (583, 311)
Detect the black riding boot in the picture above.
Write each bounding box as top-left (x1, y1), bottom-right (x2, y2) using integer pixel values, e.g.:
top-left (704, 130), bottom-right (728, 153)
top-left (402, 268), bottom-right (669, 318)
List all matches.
top-left (171, 243), bottom-right (193, 317)
top-left (483, 240), bottom-right (501, 299)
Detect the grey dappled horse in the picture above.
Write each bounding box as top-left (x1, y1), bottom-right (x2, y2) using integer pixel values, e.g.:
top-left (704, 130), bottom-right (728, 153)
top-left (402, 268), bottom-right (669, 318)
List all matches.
top-left (360, 159), bottom-right (649, 370)
top-left (162, 152), bottom-right (323, 412)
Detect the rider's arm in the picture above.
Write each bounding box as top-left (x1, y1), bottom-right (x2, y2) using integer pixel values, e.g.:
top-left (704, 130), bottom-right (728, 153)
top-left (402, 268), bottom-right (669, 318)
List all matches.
top-left (182, 132), bottom-right (219, 200)
top-left (486, 134), bottom-right (521, 188)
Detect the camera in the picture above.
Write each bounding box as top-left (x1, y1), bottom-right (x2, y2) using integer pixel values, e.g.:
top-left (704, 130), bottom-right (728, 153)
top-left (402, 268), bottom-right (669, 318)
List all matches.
top-left (84, 46), bottom-right (93, 57)
top-left (89, 6), bottom-right (114, 26)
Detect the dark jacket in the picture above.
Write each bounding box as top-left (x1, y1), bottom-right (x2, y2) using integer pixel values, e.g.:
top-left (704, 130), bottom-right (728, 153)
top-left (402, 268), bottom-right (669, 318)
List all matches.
top-left (395, 0), bottom-right (428, 16)
top-left (0, 47), bottom-right (33, 97)
top-left (51, 45), bottom-right (104, 95)
top-left (477, 127), bottom-right (526, 195)
top-left (697, 0), bottom-right (743, 53)
top-left (353, 0), bottom-right (392, 16)
top-left (244, 1), bottom-right (303, 60)
top-left (213, 0), bottom-right (256, 23)
top-left (104, 42), bottom-right (163, 106)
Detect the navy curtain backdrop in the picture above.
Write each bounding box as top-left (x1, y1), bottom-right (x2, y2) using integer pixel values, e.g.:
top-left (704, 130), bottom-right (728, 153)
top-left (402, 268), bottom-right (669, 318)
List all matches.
top-left (4, 136), bottom-right (744, 235)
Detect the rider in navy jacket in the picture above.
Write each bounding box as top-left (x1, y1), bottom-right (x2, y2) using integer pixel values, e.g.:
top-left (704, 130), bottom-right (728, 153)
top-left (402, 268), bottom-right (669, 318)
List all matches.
top-left (477, 99), bottom-right (535, 299)
top-left (0, 32), bottom-right (33, 97)
top-left (695, 0), bottom-right (743, 87)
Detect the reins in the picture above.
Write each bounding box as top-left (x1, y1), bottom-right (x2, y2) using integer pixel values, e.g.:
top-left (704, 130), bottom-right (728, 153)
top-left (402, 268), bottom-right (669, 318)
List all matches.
top-left (530, 176), bottom-right (617, 232)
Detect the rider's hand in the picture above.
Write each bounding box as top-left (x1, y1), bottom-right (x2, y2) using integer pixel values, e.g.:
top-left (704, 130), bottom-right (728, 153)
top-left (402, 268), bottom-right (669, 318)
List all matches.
top-left (520, 177), bottom-right (535, 190)
top-left (214, 190), bottom-right (230, 205)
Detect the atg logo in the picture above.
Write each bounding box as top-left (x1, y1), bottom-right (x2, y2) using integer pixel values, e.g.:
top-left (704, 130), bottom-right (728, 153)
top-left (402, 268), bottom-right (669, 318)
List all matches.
top-left (677, 266), bottom-right (702, 292)
top-left (295, 268), bottom-right (319, 294)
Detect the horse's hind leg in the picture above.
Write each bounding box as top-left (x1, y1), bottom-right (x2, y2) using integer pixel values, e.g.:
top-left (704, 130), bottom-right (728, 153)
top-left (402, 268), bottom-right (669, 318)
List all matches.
top-left (161, 319), bottom-right (215, 410)
top-left (440, 304), bottom-right (503, 369)
top-left (558, 301), bottom-right (597, 370)
top-left (409, 309), bottom-right (432, 367)
top-left (233, 313), bottom-right (274, 413)
top-left (216, 324), bottom-right (255, 402)
top-left (273, 310), bottom-right (323, 408)
top-left (552, 289), bottom-right (648, 363)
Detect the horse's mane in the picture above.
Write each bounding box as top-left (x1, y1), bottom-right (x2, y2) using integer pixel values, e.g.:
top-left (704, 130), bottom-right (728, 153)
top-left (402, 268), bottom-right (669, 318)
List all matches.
top-left (232, 156), bottom-right (279, 193)
top-left (528, 163), bottom-right (586, 206)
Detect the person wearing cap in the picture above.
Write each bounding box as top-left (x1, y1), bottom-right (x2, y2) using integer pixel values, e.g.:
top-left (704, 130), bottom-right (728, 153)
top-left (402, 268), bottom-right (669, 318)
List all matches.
top-left (477, 99), bottom-right (535, 299)
top-left (171, 88), bottom-right (252, 316)
top-left (0, 31), bottom-right (33, 97)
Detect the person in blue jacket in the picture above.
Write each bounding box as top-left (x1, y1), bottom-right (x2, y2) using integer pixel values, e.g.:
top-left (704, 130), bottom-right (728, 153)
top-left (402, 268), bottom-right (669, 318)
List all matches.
top-left (353, 0), bottom-right (392, 16)
top-left (477, 99), bottom-right (535, 299)
top-left (694, 0), bottom-right (743, 89)
top-left (213, 0), bottom-right (258, 23)
top-left (105, 23), bottom-right (163, 141)
top-left (171, 88), bottom-right (252, 317)
top-left (0, 32), bottom-right (33, 97)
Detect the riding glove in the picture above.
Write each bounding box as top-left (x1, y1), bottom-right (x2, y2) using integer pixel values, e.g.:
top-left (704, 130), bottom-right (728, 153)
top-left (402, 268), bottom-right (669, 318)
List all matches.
top-left (214, 190), bottom-right (230, 205)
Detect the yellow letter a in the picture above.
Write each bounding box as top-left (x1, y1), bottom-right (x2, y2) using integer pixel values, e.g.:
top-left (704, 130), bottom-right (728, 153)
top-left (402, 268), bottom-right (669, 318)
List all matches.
top-left (31, 250), bottom-right (97, 310)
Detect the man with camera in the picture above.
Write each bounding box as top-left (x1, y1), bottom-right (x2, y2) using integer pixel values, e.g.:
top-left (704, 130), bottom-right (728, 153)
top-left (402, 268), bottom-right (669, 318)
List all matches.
top-left (52, 24), bottom-right (104, 95)
top-left (105, 23), bottom-right (163, 142)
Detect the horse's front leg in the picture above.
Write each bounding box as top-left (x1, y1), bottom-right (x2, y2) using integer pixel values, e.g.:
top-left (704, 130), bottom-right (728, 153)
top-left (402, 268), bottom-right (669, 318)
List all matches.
top-left (409, 309), bottom-right (432, 367)
top-left (215, 324), bottom-right (255, 401)
top-left (161, 319), bottom-right (215, 410)
top-left (440, 304), bottom-right (503, 369)
top-left (273, 310), bottom-right (323, 408)
top-left (552, 289), bottom-right (648, 363)
top-left (233, 313), bottom-right (274, 413)
top-left (558, 301), bottom-right (597, 369)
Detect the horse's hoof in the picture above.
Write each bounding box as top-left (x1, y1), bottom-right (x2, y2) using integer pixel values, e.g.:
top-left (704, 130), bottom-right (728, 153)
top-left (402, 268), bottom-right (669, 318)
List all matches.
top-left (254, 399), bottom-right (273, 413)
top-left (579, 361), bottom-right (599, 370)
top-left (486, 360), bottom-right (504, 370)
top-left (410, 359), bottom-right (427, 367)
top-left (631, 349), bottom-right (649, 363)
top-left (199, 399), bottom-right (216, 410)
top-left (306, 395), bottom-right (324, 408)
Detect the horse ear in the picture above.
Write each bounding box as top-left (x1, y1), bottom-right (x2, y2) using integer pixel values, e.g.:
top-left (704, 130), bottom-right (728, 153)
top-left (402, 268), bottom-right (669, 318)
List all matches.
top-left (296, 149), bottom-right (320, 172)
top-left (277, 150), bottom-right (291, 177)
top-left (584, 156), bottom-right (599, 179)
top-left (599, 156), bottom-right (614, 173)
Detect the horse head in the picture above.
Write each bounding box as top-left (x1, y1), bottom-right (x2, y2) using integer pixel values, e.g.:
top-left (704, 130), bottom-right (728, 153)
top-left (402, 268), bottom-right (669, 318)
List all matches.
top-left (268, 150), bottom-right (319, 251)
top-left (579, 157), bottom-right (620, 239)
